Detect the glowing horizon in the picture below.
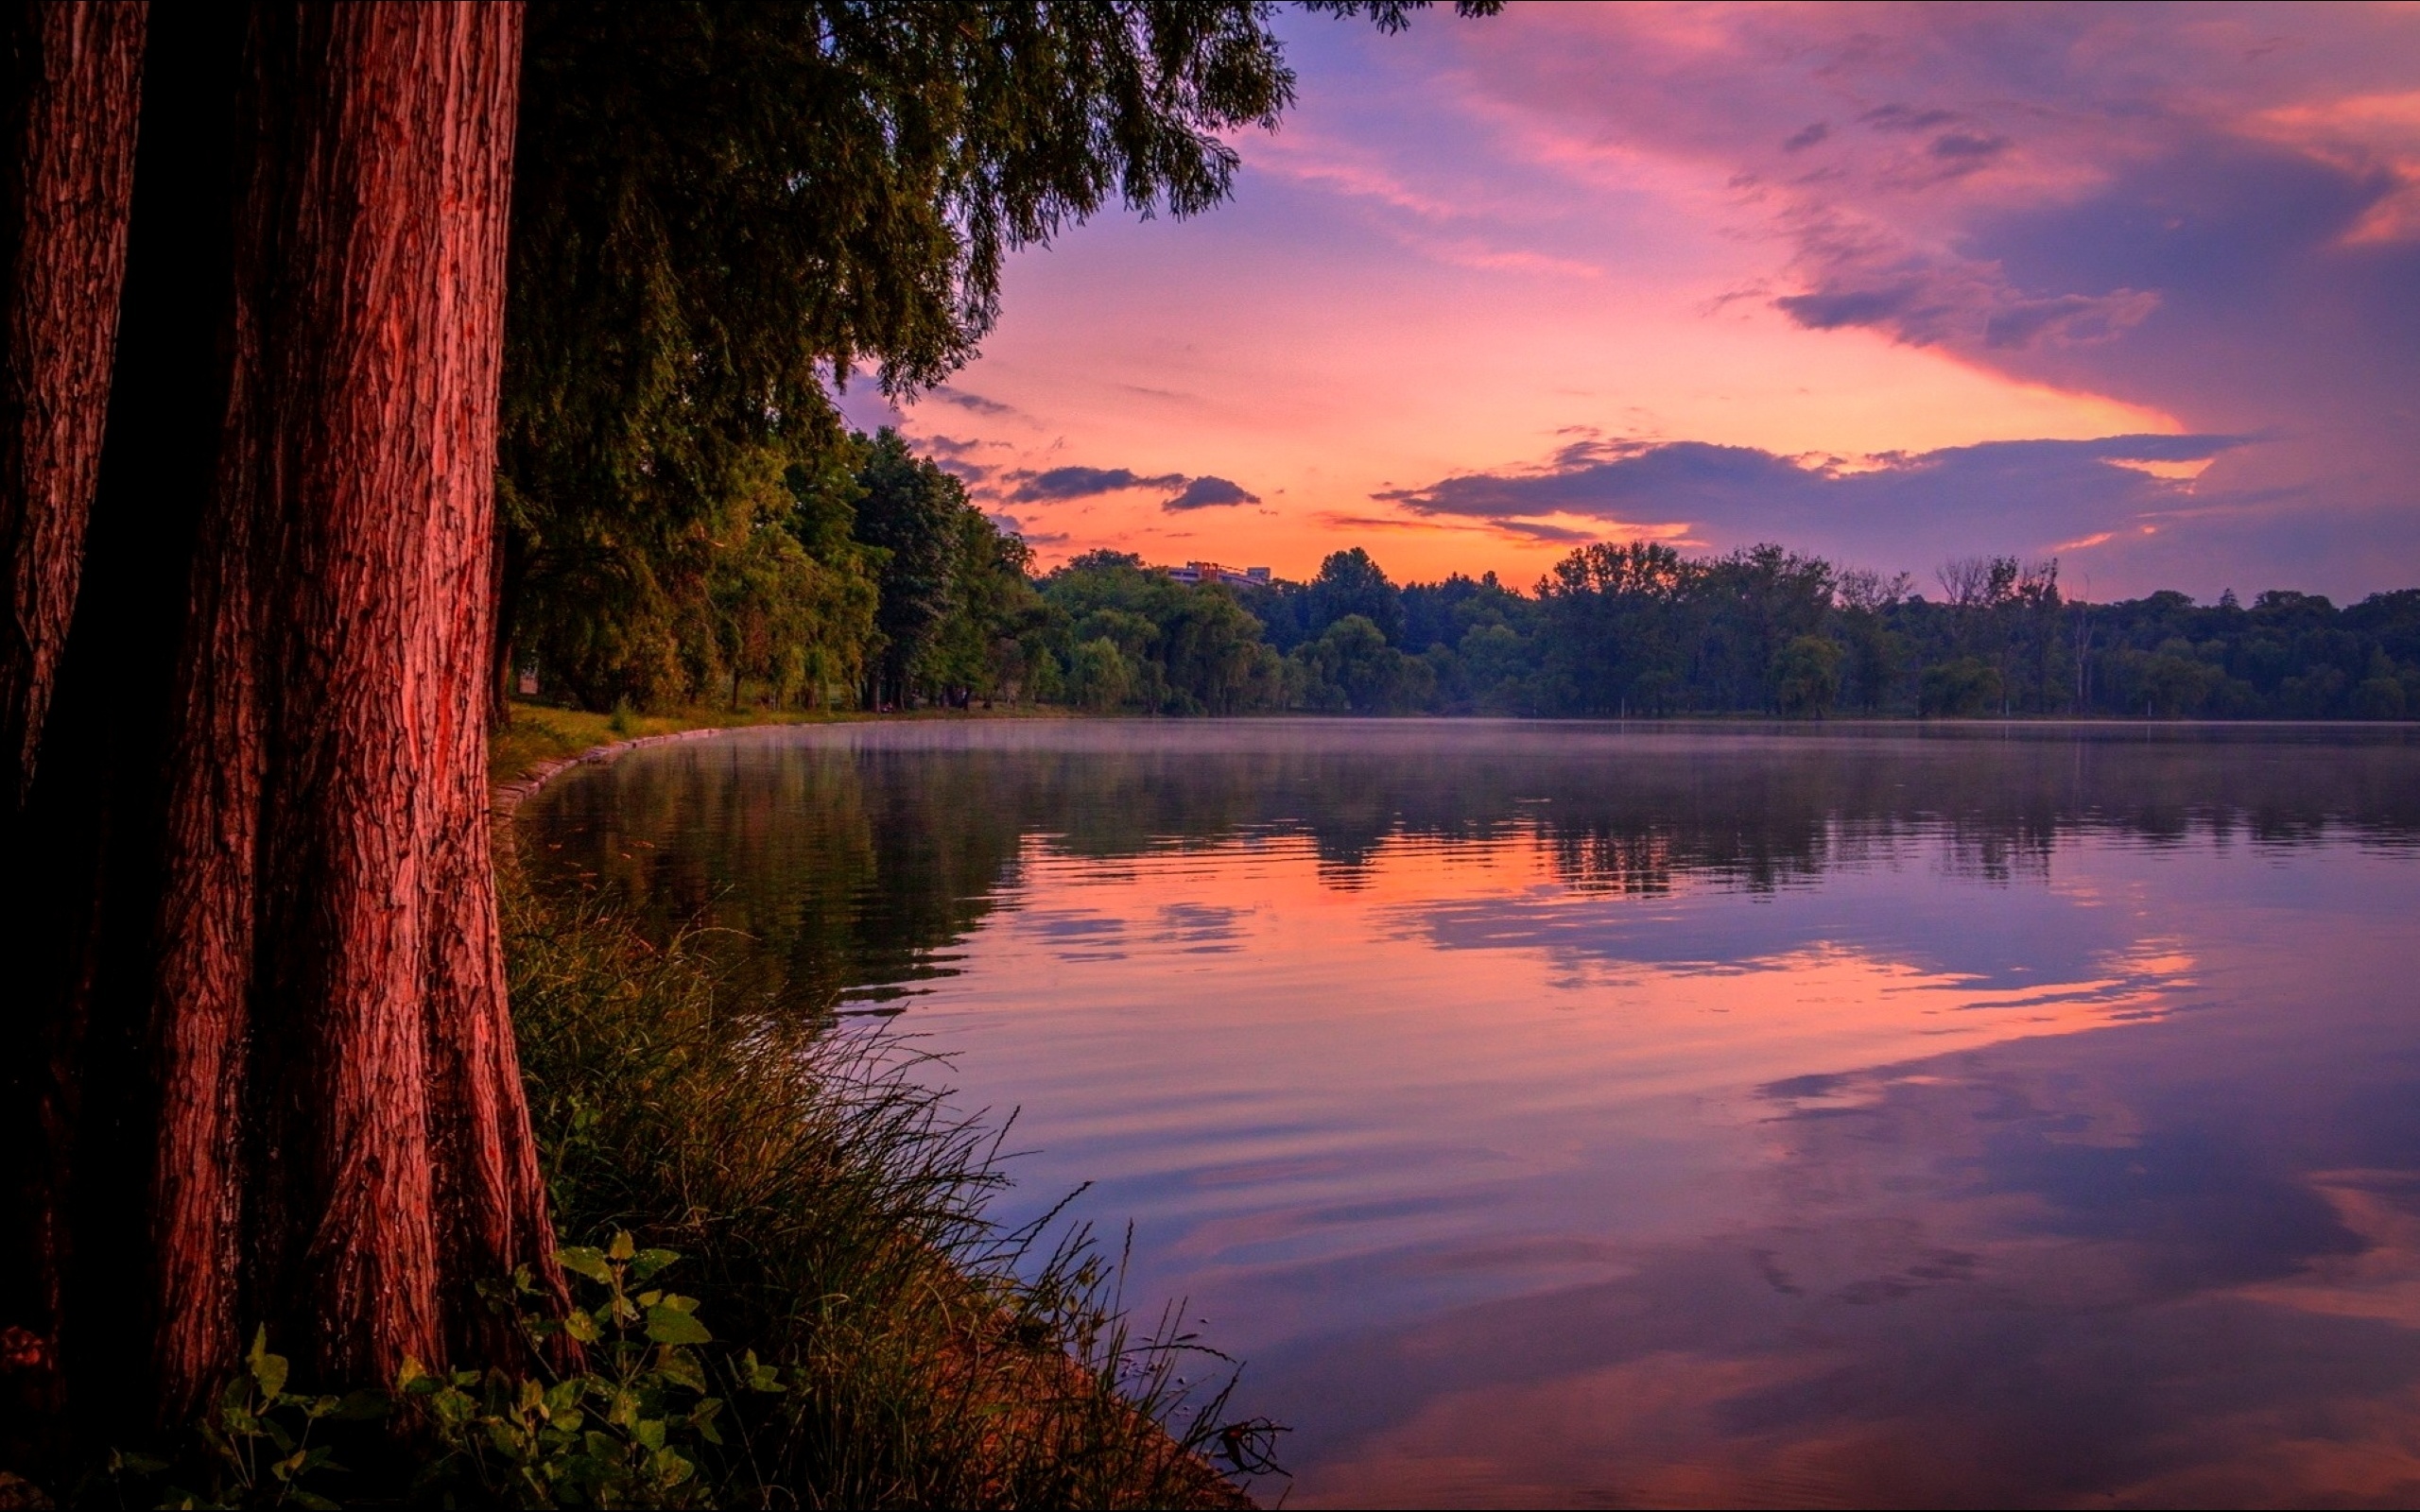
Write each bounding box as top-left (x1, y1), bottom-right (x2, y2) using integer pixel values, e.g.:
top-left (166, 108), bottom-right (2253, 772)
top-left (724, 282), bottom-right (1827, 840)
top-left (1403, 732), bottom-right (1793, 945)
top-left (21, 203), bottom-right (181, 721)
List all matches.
top-left (840, 2), bottom-right (2420, 602)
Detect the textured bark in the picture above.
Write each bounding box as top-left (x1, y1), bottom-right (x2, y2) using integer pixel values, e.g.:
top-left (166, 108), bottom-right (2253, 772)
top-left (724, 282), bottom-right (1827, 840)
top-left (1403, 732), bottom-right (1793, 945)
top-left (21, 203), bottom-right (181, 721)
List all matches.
top-left (0, 2), bottom-right (145, 809)
top-left (147, 2), bottom-right (555, 1410)
top-left (0, 1), bottom-right (561, 1452)
top-left (0, 1), bottom-right (146, 1449)
top-left (0, 9), bottom-right (241, 1463)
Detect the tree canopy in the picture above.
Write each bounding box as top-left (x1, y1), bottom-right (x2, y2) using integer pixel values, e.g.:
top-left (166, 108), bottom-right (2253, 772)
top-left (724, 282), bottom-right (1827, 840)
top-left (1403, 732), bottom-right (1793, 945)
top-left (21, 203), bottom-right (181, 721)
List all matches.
top-left (499, 1), bottom-right (1500, 705)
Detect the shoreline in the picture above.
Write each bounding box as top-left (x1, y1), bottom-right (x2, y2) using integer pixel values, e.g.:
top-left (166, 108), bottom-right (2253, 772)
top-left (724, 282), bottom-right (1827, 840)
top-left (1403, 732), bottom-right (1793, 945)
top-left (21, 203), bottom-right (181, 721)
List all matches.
top-left (488, 703), bottom-right (1257, 1509)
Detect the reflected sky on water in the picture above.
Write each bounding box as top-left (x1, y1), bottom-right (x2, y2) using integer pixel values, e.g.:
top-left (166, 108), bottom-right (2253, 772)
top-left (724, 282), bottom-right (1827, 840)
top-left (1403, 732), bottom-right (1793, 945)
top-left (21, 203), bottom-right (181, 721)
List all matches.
top-left (520, 719), bottom-right (2420, 1508)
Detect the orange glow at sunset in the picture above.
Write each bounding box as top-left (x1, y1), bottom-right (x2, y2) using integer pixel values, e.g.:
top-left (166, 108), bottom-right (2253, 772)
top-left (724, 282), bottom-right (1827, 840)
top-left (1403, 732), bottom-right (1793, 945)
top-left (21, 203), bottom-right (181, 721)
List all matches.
top-left (840, 3), bottom-right (2420, 597)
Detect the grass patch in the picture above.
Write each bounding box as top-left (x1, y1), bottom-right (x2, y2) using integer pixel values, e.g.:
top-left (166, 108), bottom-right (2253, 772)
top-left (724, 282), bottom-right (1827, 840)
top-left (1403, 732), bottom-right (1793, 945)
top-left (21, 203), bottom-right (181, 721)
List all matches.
top-left (489, 701), bottom-right (852, 792)
top-left (501, 872), bottom-right (1266, 1508)
top-left (487, 699), bottom-right (1098, 792)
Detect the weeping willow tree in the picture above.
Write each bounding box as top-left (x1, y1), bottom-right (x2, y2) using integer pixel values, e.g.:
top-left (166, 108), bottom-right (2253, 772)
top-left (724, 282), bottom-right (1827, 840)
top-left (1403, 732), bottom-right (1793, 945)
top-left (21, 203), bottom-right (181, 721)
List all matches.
top-left (500, 1), bottom-right (1502, 713)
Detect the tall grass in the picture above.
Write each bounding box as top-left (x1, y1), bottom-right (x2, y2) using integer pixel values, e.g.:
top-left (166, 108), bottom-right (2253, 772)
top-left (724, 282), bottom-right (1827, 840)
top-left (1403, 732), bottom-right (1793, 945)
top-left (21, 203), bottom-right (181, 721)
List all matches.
top-left (502, 877), bottom-right (1267, 1508)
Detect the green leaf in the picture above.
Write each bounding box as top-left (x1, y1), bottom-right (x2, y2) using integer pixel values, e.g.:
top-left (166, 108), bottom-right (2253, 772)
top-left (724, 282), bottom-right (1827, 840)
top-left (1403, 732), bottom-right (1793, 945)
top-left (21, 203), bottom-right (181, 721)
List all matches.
top-left (633, 1417), bottom-right (666, 1452)
top-left (651, 1446), bottom-right (694, 1486)
top-left (557, 1246), bottom-right (613, 1284)
top-left (396, 1355), bottom-right (429, 1390)
top-left (644, 1305), bottom-right (711, 1346)
top-left (655, 1345), bottom-right (705, 1393)
top-left (740, 1350), bottom-right (786, 1394)
top-left (333, 1388), bottom-right (390, 1421)
top-left (607, 1231), bottom-right (635, 1263)
top-left (564, 1307), bottom-right (600, 1344)
top-left (631, 1248), bottom-right (680, 1281)
top-left (247, 1326), bottom-right (288, 1399)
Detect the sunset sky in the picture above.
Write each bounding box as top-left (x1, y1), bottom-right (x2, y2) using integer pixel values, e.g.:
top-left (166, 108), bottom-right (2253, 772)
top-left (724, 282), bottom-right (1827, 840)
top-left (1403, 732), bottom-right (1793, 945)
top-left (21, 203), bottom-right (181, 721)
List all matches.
top-left (839, 2), bottom-right (2420, 600)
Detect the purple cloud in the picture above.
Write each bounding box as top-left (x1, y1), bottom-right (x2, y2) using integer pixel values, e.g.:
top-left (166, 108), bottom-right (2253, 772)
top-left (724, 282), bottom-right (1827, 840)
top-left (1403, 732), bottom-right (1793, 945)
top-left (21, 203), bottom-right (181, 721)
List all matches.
top-left (1162, 476), bottom-right (1262, 511)
top-left (932, 386), bottom-right (1015, 416)
top-left (1420, 3), bottom-right (2420, 590)
top-left (1860, 105), bottom-right (1959, 135)
top-left (1378, 434), bottom-right (2254, 579)
top-left (1008, 466), bottom-right (1187, 503)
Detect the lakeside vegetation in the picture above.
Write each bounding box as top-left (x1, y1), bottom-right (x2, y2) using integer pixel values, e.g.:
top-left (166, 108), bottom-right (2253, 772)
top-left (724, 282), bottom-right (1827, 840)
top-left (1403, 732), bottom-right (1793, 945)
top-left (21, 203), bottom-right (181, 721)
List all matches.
top-left (494, 868), bottom-right (1260, 1509)
top-left (58, 723), bottom-right (1262, 1508)
top-left (488, 720), bottom-right (1265, 1508)
top-left (517, 431), bottom-right (2420, 723)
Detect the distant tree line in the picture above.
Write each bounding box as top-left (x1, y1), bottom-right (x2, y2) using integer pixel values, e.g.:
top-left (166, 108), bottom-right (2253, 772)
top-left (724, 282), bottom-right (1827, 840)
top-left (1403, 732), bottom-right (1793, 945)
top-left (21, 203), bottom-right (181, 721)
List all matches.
top-left (1367, 544), bottom-right (2420, 720)
top-left (523, 438), bottom-right (2420, 721)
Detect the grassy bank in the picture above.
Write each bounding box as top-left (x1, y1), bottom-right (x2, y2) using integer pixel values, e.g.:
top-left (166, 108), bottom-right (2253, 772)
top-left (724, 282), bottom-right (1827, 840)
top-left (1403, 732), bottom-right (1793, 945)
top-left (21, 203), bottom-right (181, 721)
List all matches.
top-left (488, 701), bottom-right (852, 791)
top-left (495, 713), bottom-right (1260, 1507)
top-left (488, 699), bottom-right (1099, 792)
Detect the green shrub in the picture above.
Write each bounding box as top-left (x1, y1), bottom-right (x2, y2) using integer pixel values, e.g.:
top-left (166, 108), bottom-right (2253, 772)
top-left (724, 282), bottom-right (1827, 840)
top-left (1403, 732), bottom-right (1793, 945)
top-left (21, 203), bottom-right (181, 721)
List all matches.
top-left (500, 880), bottom-right (1266, 1507)
top-left (73, 878), bottom-right (1264, 1509)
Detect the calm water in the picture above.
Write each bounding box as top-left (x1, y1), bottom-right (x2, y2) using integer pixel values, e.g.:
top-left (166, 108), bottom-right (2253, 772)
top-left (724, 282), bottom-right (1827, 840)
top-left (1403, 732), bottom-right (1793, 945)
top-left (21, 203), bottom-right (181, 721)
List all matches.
top-left (519, 719), bottom-right (2420, 1508)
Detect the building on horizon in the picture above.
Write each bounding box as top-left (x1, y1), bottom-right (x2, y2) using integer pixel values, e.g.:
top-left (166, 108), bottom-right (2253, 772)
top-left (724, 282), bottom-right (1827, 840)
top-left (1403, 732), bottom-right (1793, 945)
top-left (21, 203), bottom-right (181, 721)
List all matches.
top-left (1162, 560), bottom-right (1274, 589)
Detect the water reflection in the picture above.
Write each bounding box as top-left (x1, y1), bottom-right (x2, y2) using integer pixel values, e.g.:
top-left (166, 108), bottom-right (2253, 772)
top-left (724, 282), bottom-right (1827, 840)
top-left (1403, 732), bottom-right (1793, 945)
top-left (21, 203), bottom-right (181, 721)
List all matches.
top-left (520, 720), bottom-right (2420, 1507)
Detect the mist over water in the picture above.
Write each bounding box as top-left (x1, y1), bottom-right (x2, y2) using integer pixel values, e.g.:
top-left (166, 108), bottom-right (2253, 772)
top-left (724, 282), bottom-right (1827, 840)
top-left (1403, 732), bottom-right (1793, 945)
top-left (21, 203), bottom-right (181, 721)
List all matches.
top-left (522, 719), bottom-right (2420, 1507)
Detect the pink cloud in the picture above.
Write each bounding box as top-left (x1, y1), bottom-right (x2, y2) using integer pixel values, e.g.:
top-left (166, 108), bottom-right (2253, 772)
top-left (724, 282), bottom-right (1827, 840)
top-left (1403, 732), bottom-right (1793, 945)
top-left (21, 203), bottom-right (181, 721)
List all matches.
top-left (866, 3), bottom-right (2420, 596)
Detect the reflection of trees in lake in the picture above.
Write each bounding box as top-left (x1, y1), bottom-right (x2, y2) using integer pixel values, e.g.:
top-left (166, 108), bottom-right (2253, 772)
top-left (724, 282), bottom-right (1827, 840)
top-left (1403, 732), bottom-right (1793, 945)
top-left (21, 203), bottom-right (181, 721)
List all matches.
top-left (519, 726), bottom-right (2420, 1013)
top-left (522, 745), bottom-right (1028, 1014)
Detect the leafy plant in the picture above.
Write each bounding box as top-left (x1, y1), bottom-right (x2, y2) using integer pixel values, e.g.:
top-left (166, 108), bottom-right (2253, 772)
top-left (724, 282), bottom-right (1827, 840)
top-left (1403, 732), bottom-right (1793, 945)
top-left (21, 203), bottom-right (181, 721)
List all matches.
top-left (503, 881), bottom-right (1275, 1506)
top-left (396, 1231), bottom-right (780, 1508)
top-left (102, 1327), bottom-right (388, 1509)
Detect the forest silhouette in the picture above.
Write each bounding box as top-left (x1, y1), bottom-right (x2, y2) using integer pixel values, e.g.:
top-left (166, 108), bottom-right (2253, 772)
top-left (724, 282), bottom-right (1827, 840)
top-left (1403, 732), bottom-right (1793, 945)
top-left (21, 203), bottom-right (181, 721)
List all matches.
top-left (520, 432), bottom-right (2420, 723)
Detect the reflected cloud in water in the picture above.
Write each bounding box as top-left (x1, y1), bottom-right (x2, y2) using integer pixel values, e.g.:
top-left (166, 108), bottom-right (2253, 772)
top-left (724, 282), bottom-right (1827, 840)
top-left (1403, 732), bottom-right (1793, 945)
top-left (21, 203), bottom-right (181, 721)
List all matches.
top-left (521, 719), bottom-right (2420, 1507)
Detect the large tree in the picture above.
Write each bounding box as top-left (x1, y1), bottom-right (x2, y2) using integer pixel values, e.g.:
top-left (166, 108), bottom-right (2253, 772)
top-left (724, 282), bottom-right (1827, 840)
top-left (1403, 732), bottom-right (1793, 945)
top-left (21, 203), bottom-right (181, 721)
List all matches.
top-left (0, 0), bottom-right (1495, 1468)
top-left (3, 0), bottom-right (553, 1453)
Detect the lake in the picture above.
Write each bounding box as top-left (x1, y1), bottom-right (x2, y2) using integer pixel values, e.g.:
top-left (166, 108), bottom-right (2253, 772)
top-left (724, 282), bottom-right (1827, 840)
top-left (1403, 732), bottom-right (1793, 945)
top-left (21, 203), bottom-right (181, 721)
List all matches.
top-left (517, 718), bottom-right (2420, 1508)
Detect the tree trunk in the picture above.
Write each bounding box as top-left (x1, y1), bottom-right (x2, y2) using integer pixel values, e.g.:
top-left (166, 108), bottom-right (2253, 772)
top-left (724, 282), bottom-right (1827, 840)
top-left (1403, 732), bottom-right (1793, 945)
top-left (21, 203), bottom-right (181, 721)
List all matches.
top-left (148, 0), bottom-right (556, 1411)
top-left (2, 1), bottom-right (562, 1450)
top-left (0, 0), bottom-right (146, 1451)
top-left (0, 1), bottom-right (145, 811)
